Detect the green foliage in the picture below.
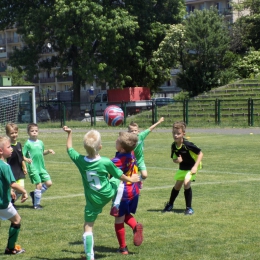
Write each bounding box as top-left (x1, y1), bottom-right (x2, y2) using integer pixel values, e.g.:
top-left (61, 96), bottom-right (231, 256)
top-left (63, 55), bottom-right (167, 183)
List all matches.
top-left (172, 90), bottom-right (189, 101)
top-left (232, 0), bottom-right (260, 50)
top-left (5, 68), bottom-right (32, 85)
top-left (234, 49), bottom-right (260, 78)
top-left (175, 8), bottom-right (231, 97)
top-left (0, 0), bottom-right (186, 101)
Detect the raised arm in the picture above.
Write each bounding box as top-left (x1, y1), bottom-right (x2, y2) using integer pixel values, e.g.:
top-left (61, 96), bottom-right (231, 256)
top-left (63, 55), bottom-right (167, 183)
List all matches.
top-left (149, 117), bottom-right (164, 131)
top-left (63, 126), bottom-right (72, 149)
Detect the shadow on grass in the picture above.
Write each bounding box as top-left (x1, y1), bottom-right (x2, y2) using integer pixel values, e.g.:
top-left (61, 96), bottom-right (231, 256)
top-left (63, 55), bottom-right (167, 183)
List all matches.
top-left (147, 208), bottom-right (185, 214)
top-left (31, 245), bottom-right (136, 259)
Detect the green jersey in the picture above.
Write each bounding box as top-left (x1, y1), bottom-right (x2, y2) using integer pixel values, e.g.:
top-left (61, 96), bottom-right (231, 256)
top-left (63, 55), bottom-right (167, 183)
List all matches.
top-left (23, 139), bottom-right (48, 175)
top-left (0, 160), bottom-right (16, 209)
top-left (134, 129), bottom-right (150, 166)
top-left (67, 148), bottom-right (123, 206)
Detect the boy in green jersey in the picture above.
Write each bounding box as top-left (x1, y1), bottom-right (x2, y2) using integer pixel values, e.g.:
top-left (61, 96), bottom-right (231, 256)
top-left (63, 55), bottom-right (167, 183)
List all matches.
top-left (128, 117), bottom-right (164, 186)
top-left (110, 117), bottom-right (165, 214)
top-left (63, 126), bottom-right (139, 260)
top-left (23, 123), bottom-right (55, 209)
top-left (0, 136), bottom-right (28, 255)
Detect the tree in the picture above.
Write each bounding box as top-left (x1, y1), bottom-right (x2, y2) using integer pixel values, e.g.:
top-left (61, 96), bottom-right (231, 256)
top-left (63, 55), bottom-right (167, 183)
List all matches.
top-left (175, 8), bottom-right (231, 97)
top-left (0, 0), bottom-right (185, 103)
top-left (232, 0), bottom-right (260, 51)
top-left (233, 49), bottom-right (260, 78)
top-left (5, 68), bottom-right (32, 86)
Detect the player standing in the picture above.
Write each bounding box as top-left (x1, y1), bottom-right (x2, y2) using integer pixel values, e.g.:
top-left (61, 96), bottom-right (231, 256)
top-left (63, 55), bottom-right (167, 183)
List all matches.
top-left (23, 123), bottom-right (55, 209)
top-left (163, 121), bottom-right (203, 215)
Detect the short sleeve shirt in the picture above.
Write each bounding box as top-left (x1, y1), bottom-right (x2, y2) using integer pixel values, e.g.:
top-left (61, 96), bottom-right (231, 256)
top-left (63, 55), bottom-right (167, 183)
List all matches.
top-left (7, 142), bottom-right (25, 180)
top-left (0, 160), bottom-right (16, 209)
top-left (67, 148), bottom-right (123, 205)
top-left (171, 139), bottom-right (202, 170)
top-left (23, 139), bottom-right (48, 175)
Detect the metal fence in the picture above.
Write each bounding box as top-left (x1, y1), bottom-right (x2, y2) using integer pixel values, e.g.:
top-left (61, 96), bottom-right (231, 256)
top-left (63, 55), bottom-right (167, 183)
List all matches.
top-left (27, 98), bottom-right (260, 128)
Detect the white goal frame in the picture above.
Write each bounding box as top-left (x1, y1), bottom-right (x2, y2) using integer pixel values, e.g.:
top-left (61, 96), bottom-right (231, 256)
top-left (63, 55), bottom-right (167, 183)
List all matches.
top-left (0, 86), bottom-right (36, 123)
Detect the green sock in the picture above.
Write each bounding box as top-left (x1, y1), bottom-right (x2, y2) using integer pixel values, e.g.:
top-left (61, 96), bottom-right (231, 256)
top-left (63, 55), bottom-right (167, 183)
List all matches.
top-left (83, 232), bottom-right (94, 260)
top-left (7, 223), bottom-right (20, 249)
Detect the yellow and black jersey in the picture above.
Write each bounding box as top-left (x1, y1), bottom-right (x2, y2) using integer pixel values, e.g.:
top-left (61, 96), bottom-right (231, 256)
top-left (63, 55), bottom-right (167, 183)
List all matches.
top-left (171, 139), bottom-right (202, 170)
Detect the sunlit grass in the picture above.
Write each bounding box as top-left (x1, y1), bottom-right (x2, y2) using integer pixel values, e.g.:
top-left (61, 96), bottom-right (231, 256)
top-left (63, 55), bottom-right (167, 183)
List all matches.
top-left (1, 129), bottom-right (260, 259)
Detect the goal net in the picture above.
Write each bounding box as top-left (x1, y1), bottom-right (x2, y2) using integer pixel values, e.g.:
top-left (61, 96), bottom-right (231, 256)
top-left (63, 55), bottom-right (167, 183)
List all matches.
top-left (0, 86), bottom-right (36, 127)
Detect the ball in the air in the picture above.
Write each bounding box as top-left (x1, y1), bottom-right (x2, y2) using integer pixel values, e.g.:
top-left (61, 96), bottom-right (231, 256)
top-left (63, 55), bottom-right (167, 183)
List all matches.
top-left (103, 105), bottom-right (124, 126)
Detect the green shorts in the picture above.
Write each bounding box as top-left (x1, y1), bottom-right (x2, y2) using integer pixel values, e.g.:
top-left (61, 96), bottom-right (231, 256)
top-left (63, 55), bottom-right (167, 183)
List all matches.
top-left (28, 171), bottom-right (51, 184)
top-left (174, 170), bottom-right (196, 181)
top-left (84, 177), bottom-right (120, 222)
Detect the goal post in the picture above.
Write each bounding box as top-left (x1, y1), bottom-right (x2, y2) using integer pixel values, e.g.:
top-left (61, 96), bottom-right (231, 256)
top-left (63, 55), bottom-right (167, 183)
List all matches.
top-left (0, 86), bottom-right (36, 126)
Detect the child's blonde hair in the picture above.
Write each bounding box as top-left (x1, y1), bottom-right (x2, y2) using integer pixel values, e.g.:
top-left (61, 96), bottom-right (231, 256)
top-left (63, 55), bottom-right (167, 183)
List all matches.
top-left (5, 123), bottom-right (18, 135)
top-left (0, 136), bottom-right (10, 149)
top-left (173, 121), bottom-right (186, 132)
top-left (83, 130), bottom-right (101, 157)
top-left (118, 132), bottom-right (138, 153)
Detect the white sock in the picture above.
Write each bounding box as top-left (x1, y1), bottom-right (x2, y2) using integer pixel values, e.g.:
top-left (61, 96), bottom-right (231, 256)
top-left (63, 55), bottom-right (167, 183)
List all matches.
top-left (41, 183), bottom-right (48, 194)
top-left (113, 182), bottom-right (124, 206)
top-left (83, 232), bottom-right (94, 260)
top-left (34, 189), bottom-right (42, 206)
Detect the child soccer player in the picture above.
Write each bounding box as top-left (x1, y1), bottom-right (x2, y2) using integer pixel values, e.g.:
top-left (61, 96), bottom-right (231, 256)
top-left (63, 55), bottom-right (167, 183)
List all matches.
top-left (23, 123), bottom-right (55, 209)
top-left (163, 121), bottom-right (203, 215)
top-left (111, 132), bottom-right (143, 255)
top-left (0, 136), bottom-right (28, 255)
top-left (128, 117), bottom-right (164, 184)
top-left (62, 126), bottom-right (139, 260)
top-left (5, 123), bottom-right (30, 207)
top-left (110, 117), bottom-right (164, 216)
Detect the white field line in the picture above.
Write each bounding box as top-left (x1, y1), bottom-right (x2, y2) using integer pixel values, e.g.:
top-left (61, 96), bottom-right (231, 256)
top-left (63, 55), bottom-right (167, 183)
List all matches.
top-left (41, 178), bottom-right (260, 201)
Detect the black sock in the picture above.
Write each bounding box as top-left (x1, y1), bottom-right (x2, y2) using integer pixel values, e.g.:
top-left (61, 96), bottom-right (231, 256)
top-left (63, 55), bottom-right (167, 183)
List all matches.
top-left (184, 187), bottom-right (192, 208)
top-left (169, 188), bottom-right (179, 205)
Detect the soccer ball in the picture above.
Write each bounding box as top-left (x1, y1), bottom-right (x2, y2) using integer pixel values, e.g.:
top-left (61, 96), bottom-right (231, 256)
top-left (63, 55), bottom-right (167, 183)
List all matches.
top-left (103, 105), bottom-right (124, 126)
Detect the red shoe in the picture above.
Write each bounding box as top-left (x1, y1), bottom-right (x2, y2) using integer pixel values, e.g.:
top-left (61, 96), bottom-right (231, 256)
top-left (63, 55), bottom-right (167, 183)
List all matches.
top-left (117, 246), bottom-right (129, 255)
top-left (133, 223), bottom-right (143, 246)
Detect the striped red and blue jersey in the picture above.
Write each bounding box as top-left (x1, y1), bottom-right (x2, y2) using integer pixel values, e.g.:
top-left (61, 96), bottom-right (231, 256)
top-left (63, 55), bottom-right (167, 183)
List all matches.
top-left (111, 152), bottom-right (139, 201)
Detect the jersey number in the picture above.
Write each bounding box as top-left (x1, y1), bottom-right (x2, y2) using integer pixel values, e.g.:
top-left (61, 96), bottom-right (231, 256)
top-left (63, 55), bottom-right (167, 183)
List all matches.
top-left (86, 171), bottom-right (101, 191)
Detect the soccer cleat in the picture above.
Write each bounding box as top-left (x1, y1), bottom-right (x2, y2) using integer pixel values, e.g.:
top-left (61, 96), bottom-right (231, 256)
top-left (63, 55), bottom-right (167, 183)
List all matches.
top-left (184, 207), bottom-right (194, 215)
top-left (29, 191), bottom-right (35, 206)
top-left (117, 246), bottom-right (129, 255)
top-left (133, 223), bottom-right (143, 246)
top-left (110, 204), bottom-right (119, 217)
top-left (163, 202), bottom-right (173, 212)
top-left (5, 245), bottom-right (25, 254)
top-left (33, 204), bottom-right (43, 210)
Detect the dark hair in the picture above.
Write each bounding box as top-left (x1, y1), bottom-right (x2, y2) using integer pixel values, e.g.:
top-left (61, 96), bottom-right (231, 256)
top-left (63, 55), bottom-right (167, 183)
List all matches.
top-left (27, 123), bottom-right (38, 133)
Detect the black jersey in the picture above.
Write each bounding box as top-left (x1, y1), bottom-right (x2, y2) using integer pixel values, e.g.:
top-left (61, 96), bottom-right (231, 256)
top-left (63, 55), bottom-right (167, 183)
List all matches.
top-left (171, 139), bottom-right (202, 170)
top-left (6, 142), bottom-right (25, 180)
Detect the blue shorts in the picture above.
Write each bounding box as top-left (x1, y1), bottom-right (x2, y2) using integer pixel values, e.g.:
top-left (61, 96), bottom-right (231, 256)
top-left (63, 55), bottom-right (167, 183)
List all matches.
top-left (118, 195), bottom-right (139, 217)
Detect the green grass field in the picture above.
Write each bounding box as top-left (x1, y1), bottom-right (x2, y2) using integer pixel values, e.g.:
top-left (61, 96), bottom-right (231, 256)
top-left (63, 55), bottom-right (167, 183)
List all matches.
top-left (1, 127), bottom-right (260, 260)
